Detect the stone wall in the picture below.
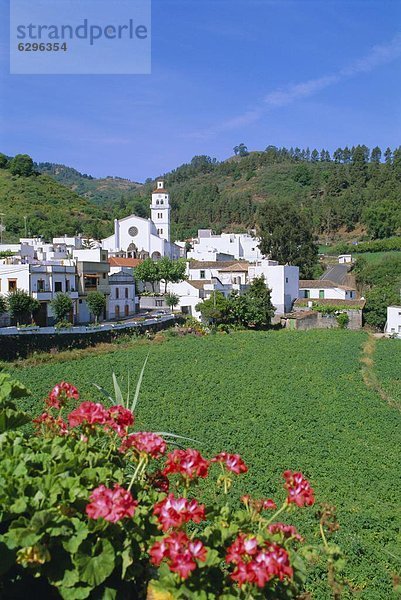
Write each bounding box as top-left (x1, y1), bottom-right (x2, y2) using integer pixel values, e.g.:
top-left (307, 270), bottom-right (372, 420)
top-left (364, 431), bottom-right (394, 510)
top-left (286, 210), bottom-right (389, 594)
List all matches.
top-left (0, 317), bottom-right (179, 361)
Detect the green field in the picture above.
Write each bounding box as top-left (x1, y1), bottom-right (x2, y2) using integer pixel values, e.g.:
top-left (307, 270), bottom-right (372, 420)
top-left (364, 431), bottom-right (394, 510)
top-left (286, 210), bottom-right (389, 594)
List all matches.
top-left (6, 330), bottom-right (401, 599)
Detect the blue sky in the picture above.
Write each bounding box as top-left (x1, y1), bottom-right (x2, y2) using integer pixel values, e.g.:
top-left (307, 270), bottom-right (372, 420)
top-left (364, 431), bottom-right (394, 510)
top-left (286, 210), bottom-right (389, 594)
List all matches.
top-left (1, 0), bottom-right (401, 181)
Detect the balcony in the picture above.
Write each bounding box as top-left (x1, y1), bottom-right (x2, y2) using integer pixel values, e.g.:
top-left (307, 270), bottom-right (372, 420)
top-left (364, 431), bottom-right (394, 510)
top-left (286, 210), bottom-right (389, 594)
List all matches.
top-left (32, 290), bottom-right (53, 301)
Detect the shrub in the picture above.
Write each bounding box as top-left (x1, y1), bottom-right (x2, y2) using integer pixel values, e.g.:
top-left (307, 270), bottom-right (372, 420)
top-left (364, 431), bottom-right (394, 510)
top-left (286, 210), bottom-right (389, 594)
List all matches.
top-left (0, 375), bottom-right (344, 599)
top-left (336, 312), bottom-right (349, 329)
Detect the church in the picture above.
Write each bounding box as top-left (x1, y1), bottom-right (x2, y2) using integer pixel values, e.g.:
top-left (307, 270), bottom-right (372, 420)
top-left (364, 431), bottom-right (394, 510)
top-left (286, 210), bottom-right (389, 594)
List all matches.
top-left (101, 180), bottom-right (181, 259)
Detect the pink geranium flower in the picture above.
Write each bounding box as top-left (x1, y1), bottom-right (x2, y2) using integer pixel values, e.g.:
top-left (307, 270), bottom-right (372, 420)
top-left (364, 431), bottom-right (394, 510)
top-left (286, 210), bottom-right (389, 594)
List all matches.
top-left (211, 452), bottom-right (248, 474)
top-left (120, 432), bottom-right (167, 458)
top-left (283, 471), bottom-right (315, 507)
top-left (86, 484), bottom-right (137, 523)
top-left (150, 531), bottom-right (207, 580)
top-left (153, 494), bottom-right (206, 531)
top-left (268, 522), bottom-right (303, 541)
top-left (68, 401), bottom-right (110, 428)
top-left (107, 405), bottom-right (134, 436)
top-left (226, 534), bottom-right (293, 588)
top-left (33, 412), bottom-right (68, 436)
top-left (163, 449), bottom-right (209, 479)
top-left (46, 381), bottom-right (79, 409)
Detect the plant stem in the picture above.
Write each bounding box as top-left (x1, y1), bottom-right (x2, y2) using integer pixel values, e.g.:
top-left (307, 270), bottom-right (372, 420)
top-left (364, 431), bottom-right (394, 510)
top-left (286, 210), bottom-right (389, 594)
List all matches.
top-left (264, 501), bottom-right (288, 526)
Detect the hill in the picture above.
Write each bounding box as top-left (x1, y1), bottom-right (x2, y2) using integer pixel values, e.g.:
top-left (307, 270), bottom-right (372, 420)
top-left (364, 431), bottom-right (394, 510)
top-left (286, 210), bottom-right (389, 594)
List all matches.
top-left (9, 329), bottom-right (401, 599)
top-left (36, 162), bottom-right (143, 205)
top-left (0, 167), bottom-right (112, 242)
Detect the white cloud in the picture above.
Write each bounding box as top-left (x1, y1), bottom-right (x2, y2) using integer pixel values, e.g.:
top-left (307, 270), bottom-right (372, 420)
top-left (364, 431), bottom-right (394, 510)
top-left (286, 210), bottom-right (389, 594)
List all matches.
top-left (187, 32), bottom-right (401, 139)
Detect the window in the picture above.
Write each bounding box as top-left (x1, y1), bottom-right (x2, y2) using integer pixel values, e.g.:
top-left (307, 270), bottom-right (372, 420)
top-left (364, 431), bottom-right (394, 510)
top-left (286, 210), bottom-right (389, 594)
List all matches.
top-left (37, 279), bottom-right (45, 292)
top-left (160, 200), bottom-right (164, 205)
top-left (304, 290), bottom-right (310, 299)
top-left (319, 290), bottom-right (325, 299)
top-left (285, 277), bottom-right (289, 283)
top-left (66, 280), bottom-right (70, 292)
top-left (8, 279), bottom-right (17, 292)
top-left (115, 305), bottom-right (120, 318)
top-left (155, 299), bottom-right (163, 307)
top-left (55, 282), bottom-right (63, 292)
top-left (116, 288), bottom-right (119, 299)
top-left (125, 288), bottom-right (129, 299)
top-left (200, 270), bottom-right (205, 279)
top-left (102, 273), bottom-right (106, 279)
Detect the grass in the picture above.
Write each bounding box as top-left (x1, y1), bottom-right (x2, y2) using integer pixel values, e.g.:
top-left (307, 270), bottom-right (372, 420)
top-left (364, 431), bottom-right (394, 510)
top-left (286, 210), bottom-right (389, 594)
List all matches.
top-left (5, 329), bottom-right (401, 599)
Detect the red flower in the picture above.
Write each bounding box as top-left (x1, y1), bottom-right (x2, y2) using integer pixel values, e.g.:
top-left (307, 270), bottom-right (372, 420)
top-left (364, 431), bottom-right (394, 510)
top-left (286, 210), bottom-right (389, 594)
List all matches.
top-left (33, 412), bottom-right (68, 436)
top-left (107, 405), bottom-right (134, 436)
top-left (120, 432), bottom-right (167, 458)
top-left (226, 535), bottom-right (293, 588)
top-left (283, 471), bottom-right (315, 507)
top-left (262, 499), bottom-right (277, 510)
top-left (68, 402), bottom-right (110, 428)
top-left (211, 452), bottom-right (248, 474)
top-left (150, 531), bottom-right (207, 580)
top-left (163, 449), bottom-right (209, 480)
top-left (46, 381), bottom-right (79, 409)
top-left (268, 522), bottom-right (303, 542)
top-left (86, 484), bottom-right (137, 523)
top-left (153, 494), bottom-right (206, 532)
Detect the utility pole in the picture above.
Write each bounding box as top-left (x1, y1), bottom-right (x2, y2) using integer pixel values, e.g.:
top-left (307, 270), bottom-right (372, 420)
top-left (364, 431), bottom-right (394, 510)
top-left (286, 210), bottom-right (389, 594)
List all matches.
top-left (24, 216), bottom-right (27, 237)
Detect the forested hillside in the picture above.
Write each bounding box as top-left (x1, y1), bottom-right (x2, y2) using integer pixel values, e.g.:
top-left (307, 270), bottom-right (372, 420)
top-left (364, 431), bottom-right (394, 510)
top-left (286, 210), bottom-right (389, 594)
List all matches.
top-left (3, 145), bottom-right (401, 245)
top-left (0, 154), bottom-right (111, 242)
top-left (37, 162), bottom-right (142, 205)
top-left (94, 144), bottom-right (401, 242)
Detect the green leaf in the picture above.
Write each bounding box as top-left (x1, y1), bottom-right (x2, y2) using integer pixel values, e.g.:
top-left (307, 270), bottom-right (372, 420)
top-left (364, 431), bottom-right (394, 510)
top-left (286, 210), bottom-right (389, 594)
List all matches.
top-left (58, 584), bottom-right (92, 600)
top-left (130, 352), bottom-right (149, 413)
top-left (112, 372), bottom-right (124, 406)
top-left (74, 538), bottom-right (115, 587)
top-left (62, 519), bottom-right (90, 554)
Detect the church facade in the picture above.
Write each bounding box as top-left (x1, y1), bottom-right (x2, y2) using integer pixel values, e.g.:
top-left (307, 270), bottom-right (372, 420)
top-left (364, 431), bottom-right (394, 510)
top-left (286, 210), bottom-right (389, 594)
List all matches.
top-left (101, 180), bottom-right (181, 259)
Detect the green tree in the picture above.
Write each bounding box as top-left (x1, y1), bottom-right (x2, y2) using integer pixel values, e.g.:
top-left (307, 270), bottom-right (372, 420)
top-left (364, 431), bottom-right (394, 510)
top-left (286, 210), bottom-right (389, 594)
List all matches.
top-left (7, 290), bottom-right (40, 326)
top-left (9, 154), bottom-right (34, 177)
top-left (51, 293), bottom-right (73, 323)
top-left (86, 291), bottom-right (106, 324)
top-left (158, 257), bottom-right (187, 292)
top-left (165, 292), bottom-right (180, 311)
top-left (196, 292), bottom-right (230, 325)
top-left (233, 143), bottom-right (249, 157)
top-left (134, 258), bottom-right (161, 292)
top-left (231, 276), bottom-right (275, 329)
top-left (257, 201), bottom-right (318, 278)
top-left (362, 200), bottom-right (401, 239)
top-left (0, 153), bottom-right (9, 169)
top-left (0, 295), bottom-right (6, 316)
top-left (364, 286), bottom-right (399, 330)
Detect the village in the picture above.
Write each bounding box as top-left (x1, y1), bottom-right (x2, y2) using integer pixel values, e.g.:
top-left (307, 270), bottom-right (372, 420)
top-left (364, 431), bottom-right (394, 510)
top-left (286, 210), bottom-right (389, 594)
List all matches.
top-left (0, 178), bottom-right (397, 336)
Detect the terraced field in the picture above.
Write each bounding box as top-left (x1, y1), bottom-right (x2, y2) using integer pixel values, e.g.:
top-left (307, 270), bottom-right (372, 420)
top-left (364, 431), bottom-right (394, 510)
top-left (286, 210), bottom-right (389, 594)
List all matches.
top-left (7, 330), bottom-right (401, 599)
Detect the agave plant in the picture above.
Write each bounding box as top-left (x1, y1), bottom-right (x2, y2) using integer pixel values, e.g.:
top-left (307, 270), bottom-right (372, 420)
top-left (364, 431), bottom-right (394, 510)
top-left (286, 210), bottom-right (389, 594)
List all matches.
top-left (93, 353), bottom-right (200, 448)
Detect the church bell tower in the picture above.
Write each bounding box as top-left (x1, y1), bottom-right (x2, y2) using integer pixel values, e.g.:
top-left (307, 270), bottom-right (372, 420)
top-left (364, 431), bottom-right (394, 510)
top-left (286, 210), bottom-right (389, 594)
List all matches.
top-left (150, 180), bottom-right (170, 242)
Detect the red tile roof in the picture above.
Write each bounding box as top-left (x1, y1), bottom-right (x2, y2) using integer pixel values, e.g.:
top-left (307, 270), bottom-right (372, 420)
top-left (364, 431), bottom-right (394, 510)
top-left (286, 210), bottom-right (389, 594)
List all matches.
top-left (109, 258), bottom-right (143, 268)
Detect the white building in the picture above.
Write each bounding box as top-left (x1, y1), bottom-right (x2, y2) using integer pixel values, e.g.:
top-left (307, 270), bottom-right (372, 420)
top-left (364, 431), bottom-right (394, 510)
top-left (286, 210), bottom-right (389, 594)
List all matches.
top-left (248, 260), bottom-right (299, 314)
top-left (108, 270), bottom-right (137, 320)
top-left (299, 280), bottom-right (357, 301)
top-left (167, 258), bottom-right (299, 319)
top-left (338, 254), bottom-right (353, 264)
top-left (101, 180), bottom-right (180, 260)
top-left (0, 262), bottom-right (78, 326)
top-left (385, 306), bottom-right (401, 336)
top-left (187, 229), bottom-right (263, 262)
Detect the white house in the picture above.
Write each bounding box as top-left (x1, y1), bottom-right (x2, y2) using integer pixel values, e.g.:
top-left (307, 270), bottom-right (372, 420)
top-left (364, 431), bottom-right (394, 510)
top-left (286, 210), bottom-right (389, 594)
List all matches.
top-left (299, 280), bottom-right (357, 301)
top-left (101, 180), bottom-right (181, 260)
top-left (338, 254), bottom-right (353, 264)
top-left (385, 306), bottom-right (401, 336)
top-left (187, 229), bottom-right (263, 262)
top-left (0, 261), bottom-right (79, 326)
top-left (167, 278), bottom-right (230, 320)
top-left (108, 270), bottom-right (137, 320)
top-left (248, 260), bottom-right (299, 314)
